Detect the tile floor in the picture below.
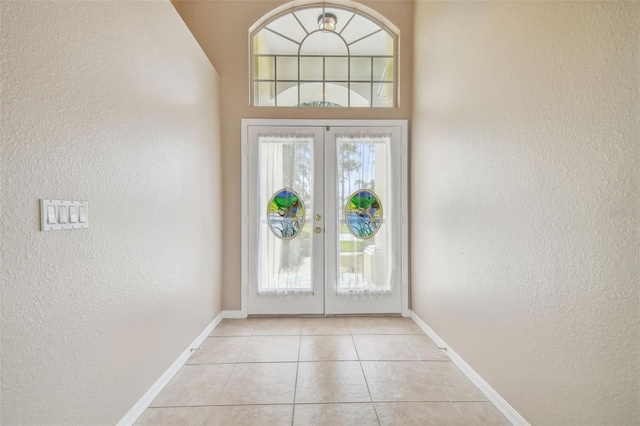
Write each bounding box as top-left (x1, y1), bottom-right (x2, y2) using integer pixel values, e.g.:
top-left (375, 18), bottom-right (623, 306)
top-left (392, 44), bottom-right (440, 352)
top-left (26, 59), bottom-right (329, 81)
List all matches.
top-left (135, 317), bottom-right (510, 425)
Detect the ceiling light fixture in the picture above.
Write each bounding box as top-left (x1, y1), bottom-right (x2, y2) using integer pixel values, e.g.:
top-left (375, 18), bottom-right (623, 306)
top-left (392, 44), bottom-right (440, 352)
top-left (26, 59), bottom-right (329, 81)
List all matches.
top-left (318, 13), bottom-right (337, 32)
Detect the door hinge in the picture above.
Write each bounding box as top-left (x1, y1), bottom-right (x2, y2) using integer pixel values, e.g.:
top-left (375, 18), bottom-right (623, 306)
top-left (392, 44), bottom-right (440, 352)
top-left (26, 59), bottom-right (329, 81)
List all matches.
top-left (326, 126), bottom-right (330, 131)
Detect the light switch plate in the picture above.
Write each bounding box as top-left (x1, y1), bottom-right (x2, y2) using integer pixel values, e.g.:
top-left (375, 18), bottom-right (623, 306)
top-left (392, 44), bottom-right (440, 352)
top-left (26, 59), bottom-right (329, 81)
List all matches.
top-left (40, 199), bottom-right (89, 231)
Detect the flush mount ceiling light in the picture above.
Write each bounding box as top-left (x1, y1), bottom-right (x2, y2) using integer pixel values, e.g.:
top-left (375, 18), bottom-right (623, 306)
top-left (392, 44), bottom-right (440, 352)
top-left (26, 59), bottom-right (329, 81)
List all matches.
top-left (318, 13), bottom-right (337, 31)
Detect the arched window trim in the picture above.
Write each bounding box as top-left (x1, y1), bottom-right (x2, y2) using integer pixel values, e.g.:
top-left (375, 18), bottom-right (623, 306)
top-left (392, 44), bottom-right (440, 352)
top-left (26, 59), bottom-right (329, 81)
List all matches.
top-left (250, 3), bottom-right (398, 108)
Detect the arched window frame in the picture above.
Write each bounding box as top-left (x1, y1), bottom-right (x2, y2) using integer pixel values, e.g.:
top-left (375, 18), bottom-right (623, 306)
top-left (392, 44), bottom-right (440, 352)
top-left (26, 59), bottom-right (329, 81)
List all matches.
top-left (250, 4), bottom-right (398, 108)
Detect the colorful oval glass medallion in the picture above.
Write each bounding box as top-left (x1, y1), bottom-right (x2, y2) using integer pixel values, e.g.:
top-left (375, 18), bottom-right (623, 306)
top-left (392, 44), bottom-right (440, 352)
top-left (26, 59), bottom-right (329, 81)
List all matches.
top-left (267, 189), bottom-right (305, 240)
top-left (345, 189), bottom-right (383, 239)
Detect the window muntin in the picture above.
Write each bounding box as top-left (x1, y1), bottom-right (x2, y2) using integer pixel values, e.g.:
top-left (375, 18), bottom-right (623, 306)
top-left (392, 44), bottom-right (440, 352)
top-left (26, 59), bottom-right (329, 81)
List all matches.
top-left (251, 5), bottom-right (397, 107)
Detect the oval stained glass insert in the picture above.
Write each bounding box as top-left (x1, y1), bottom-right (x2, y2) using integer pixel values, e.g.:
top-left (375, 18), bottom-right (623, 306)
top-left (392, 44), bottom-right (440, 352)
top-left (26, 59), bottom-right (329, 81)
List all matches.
top-left (267, 189), bottom-right (306, 240)
top-left (345, 189), bottom-right (383, 239)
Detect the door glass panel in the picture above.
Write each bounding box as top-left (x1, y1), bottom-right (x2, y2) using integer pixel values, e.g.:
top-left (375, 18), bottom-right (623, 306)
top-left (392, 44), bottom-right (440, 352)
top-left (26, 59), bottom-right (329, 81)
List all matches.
top-left (267, 189), bottom-right (306, 239)
top-left (336, 134), bottom-right (392, 293)
top-left (345, 189), bottom-right (382, 238)
top-left (259, 135), bottom-right (314, 293)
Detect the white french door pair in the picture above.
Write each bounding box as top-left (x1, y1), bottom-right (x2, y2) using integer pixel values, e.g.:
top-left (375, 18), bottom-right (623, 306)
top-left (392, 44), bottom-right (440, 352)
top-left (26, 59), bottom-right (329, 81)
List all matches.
top-left (241, 120), bottom-right (407, 316)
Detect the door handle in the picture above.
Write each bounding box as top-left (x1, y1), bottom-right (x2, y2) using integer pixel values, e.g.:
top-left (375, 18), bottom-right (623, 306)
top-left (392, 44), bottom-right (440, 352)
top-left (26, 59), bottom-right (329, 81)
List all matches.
top-left (315, 227), bottom-right (323, 234)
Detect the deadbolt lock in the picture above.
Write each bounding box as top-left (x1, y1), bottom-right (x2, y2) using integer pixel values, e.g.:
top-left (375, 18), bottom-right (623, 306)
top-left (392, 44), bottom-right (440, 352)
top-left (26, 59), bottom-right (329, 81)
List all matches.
top-left (315, 214), bottom-right (322, 221)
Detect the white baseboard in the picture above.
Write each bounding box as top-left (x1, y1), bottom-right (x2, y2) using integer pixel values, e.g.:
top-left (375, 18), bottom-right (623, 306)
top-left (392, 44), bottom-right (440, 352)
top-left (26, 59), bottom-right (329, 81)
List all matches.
top-left (409, 310), bottom-right (530, 426)
top-left (221, 309), bottom-right (247, 319)
top-left (117, 311), bottom-right (225, 426)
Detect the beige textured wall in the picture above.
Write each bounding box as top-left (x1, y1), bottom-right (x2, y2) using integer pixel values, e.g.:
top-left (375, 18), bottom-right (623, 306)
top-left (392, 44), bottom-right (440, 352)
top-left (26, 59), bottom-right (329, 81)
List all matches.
top-left (172, 0), bottom-right (413, 310)
top-left (0, 1), bottom-right (223, 424)
top-left (411, 1), bottom-right (639, 424)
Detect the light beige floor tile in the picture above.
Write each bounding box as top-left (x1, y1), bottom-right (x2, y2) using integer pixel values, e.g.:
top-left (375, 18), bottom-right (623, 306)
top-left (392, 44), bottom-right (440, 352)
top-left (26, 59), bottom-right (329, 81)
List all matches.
top-left (205, 405), bottom-right (293, 426)
top-left (295, 361), bottom-right (371, 403)
top-left (353, 335), bottom-right (419, 361)
top-left (293, 403), bottom-right (380, 426)
top-left (217, 362), bottom-right (297, 405)
top-left (210, 319), bottom-right (257, 336)
top-left (252, 317), bottom-right (303, 335)
top-left (238, 336), bottom-right (300, 362)
top-left (150, 364), bottom-right (233, 407)
top-left (375, 402), bottom-right (466, 425)
top-left (453, 402), bottom-right (511, 425)
top-left (302, 317), bottom-right (351, 335)
top-left (299, 335), bottom-right (358, 361)
top-left (347, 316), bottom-right (423, 334)
top-left (135, 406), bottom-right (212, 426)
top-left (187, 337), bottom-right (247, 364)
top-left (361, 361), bottom-right (448, 402)
top-left (403, 335), bottom-right (449, 361)
top-left (424, 361), bottom-right (488, 401)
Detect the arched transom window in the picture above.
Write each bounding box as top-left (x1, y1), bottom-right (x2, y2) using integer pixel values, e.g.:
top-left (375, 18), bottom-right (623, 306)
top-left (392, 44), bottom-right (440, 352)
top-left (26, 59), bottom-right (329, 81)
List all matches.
top-left (251, 4), bottom-right (397, 107)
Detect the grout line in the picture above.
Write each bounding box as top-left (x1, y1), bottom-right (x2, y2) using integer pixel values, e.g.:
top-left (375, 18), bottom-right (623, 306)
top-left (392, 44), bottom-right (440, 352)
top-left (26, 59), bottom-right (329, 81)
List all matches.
top-left (155, 401), bottom-right (467, 409)
top-left (291, 333), bottom-right (303, 426)
top-left (402, 334), bottom-right (421, 360)
top-left (208, 401), bottom-right (386, 407)
top-left (247, 320), bottom-right (258, 335)
top-left (450, 401), bottom-right (471, 423)
top-left (400, 334), bottom-right (452, 362)
top-left (351, 334), bottom-right (381, 426)
top-left (236, 335), bottom-right (252, 363)
top-left (146, 404), bottom-right (215, 408)
top-left (211, 364), bottom-right (238, 407)
top-left (205, 337), bottom-right (253, 412)
top-left (419, 359), bottom-right (453, 404)
top-left (188, 359), bottom-right (447, 366)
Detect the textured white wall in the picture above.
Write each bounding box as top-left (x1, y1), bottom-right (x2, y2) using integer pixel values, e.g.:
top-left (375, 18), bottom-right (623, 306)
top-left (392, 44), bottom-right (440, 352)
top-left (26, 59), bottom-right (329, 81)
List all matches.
top-left (0, 1), bottom-right (223, 424)
top-left (411, 1), bottom-right (639, 425)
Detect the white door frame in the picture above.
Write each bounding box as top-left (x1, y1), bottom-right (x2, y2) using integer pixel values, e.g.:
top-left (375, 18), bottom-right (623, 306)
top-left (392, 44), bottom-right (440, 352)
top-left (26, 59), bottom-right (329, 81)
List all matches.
top-left (241, 119), bottom-right (409, 317)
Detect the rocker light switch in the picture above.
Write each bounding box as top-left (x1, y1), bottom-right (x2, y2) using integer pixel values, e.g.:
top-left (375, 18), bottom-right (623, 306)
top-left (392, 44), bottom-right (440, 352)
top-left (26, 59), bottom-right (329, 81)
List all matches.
top-left (58, 206), bottom-right (68, 223)
top-left (47, 206), bottom-right (56, 224)
top-left (69, 206), bottom-right (78, 223)
top-left (40, 200), bottom-right (89, 231)
top-left (78, 206), bottom-right (87, 223)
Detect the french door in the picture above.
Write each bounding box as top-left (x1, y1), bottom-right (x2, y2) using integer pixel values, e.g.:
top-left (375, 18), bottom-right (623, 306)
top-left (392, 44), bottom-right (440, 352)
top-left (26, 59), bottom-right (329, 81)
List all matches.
top-left (242, 120), bottom-right (408, 316)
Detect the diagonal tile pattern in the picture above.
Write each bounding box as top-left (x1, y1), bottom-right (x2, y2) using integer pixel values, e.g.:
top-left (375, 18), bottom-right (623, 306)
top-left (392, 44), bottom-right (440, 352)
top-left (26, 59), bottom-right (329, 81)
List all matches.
top-left (136, 317), bottom-right (511, 426)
